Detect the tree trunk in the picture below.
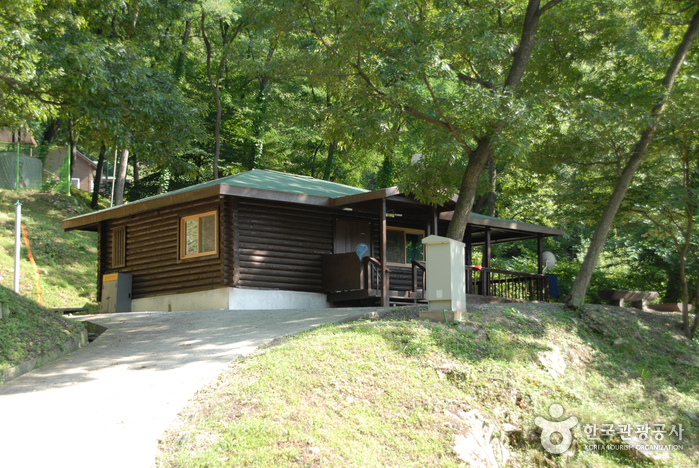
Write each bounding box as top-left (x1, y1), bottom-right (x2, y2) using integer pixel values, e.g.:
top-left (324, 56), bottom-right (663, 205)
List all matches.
top-left (486, 157), bottom-right (497, 216)
top-left (692, 278), bottom-right (699, 336)
top-left (323, 140), bottom-right (337, 180)
top-left (681, 146), bottom-right (696, 338)
top-left (39, 119), bottom-right (60, 162)
top-left (68, 118), bottom-right (79, 180)
top-left (133, 152), bottom-right (139, 184)
top-left (114, 148), bottom-right (129, 206)
top-left (110, 148), bottom-right (117, 206)
top-left (566, 10), bottom-right (699, 308)
top-left (446, 0), bottom-right (552, 241)
top-left (201, 10), bottom-right (242, 179)
top-left (91, 142), bottom-right (107, 210)
top-left (202, 9), bottom-right (223, 179)
top-left (446, 136), bottom-right (494, 238)
top-left (174, 19), bottom-right (191, 80)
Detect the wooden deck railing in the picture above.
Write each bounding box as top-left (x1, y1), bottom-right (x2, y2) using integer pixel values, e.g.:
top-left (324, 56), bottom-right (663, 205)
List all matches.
top-left (466, 266), bottom-right (549, 301)
top-left (411, 262), bottom-right (548, 302)
top-left (324, 253), bottom-right (548, 303)
top-left (411, 260), bottom-right (426, 303)
top-left (363, 256), bottom-right (388, 292)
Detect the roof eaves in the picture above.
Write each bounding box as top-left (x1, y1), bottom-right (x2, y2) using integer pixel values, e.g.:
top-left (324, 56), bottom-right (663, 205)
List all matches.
top-left (440, 211), bottom-right (562, 236)
top-left (62, 184), bottom-right (223, 231)
top-left (77, 151), bottom-right (98, 168)
top-left (331, 186), bottom-right (400, 207)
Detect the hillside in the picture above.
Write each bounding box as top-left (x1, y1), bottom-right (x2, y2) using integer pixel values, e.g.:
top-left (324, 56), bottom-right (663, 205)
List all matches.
top-left (0, 187), bottom-right (104, 311)
top-left (0, 283), bottom-right (85, 378)
top-left (158, 303), bottom-right (699, 467)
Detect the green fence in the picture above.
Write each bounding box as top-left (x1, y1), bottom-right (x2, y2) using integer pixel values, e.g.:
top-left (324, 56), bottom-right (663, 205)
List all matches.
top-left (0, 143), bottom-right (43, 190)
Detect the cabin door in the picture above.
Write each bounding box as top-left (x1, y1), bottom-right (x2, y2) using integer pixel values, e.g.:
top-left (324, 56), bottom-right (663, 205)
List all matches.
top-left (334, 219), bottom-right (371, 255)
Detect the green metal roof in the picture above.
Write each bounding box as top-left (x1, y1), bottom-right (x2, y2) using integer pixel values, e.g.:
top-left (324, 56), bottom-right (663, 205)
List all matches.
top-left (469, 212), bottom-right (546, 229)
top-left (128, 169), bottom-right (368, 201)
top-left (221, 170), bottom-right (369, 198)
top-left (63, 169), bottom-right (370, 227)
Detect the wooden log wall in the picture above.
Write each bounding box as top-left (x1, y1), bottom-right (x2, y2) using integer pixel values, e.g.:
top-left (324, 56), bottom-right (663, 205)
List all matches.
top-left (100, 196), bottom-right (223, 299)
top-left (221, 197), bottom-right (235, 287)
top-left (235, 199), bottom-right (333, 292)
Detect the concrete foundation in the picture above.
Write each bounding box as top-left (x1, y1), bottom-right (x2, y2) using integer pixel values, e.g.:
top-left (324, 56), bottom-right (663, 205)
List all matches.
top-left (131, 287), bottom-right (331, 312)
top-left (419, 310), bottom-right (463, 323)
top-left (229, 288), bottom-right (330, 310)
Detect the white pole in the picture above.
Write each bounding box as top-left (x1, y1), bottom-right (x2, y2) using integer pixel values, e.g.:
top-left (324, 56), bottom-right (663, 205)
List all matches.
top-left (14, 200), bottom-right (21, 293)
top-left (110, 148), bottom-right (117, 207)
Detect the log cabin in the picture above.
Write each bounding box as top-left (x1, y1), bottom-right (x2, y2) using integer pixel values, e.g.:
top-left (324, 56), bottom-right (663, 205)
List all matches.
top-left (62, 169), bottom-right (562, 312)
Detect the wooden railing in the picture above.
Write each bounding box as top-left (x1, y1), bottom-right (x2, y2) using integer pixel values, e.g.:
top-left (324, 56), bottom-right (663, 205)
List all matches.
top-left (324, 252), bottom-right (547, 303)
top-left (364, 256), bottom-right (388, 292)
top-left (411, 260), bottom-right (426, 302)
top-left (466, 266), bottom-right (549, 301)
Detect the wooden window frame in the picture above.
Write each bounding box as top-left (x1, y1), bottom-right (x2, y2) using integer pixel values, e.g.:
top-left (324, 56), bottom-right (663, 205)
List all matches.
top-left (112, 226), bottom-right (126, 268)
top-left (179, 210), bottom-right (219, 260)
top-left (386, 226), bottom-right (425, 266)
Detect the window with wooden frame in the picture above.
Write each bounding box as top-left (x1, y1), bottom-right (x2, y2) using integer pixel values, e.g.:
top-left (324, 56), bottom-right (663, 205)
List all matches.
top-left (112, 226), bottom-right (126, 268)
top-left (386, 227), bottom-right (424, 265)
top-left (180, 211), bottom-right (218, 259)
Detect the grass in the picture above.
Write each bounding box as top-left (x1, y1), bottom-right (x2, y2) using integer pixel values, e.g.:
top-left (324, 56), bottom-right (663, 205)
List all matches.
top-left (0, 186), bottom-right (106, 378)
top-left (0, 186), bottom-right (106, 311)
top-left (0, 284), bottom-right (85, 377)
top-left (157, 304), bottom-right (699, 467)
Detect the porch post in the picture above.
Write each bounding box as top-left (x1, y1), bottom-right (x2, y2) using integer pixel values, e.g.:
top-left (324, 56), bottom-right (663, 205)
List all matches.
top-left (537, 233), bottom-right (543, 274)
top-left (484, 226), bottom-right (491, 296)
top-left (426, 207), bottom-right (433, 236)
top-left (380, 198), bottom-right (388, 307)
top-left (537, 233), bottom-right (543, 300)
top-left (431, 206), bottom-right (438, 236)
top-left (465, 224), bottom-right (472, 294)
top-left (484, 226), bottom-right (491, 268)
top-left (465, 225), bottom-right (472, 265)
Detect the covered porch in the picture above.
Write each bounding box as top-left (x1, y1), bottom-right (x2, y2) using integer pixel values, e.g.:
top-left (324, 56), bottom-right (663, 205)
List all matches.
top-left (321, 189), bottom-right (562, 306)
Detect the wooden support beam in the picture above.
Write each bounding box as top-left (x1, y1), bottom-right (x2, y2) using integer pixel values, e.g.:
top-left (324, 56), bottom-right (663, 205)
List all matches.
top-left (380, 199), bottom-right (388, 307)
top-left (484, 226), bottom-right (491, 295)
top-left (537, 233), bottom-right (543, 300)
top-left (427, 207), bottom-right (433, 236)
top-left (465, 224), bottom-right (472, 265)
top-left (431, 206), bottom-right (438, 236)
top-left (484, 226), bottom-right (491, 268)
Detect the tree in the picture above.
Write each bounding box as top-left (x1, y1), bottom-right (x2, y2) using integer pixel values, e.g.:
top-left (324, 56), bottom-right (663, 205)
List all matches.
top-left (201, 2), bottom-right (244, 179)
top-left (566, 6), bottom-right (699, 308)
top-left (262, 0), bottom-right (565, 240)
top-left (627, 81), bottom-right (699, 337)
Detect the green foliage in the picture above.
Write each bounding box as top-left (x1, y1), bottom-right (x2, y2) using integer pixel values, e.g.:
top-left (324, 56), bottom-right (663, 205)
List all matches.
top-left (0, 188), bottom-right (101, 312)
top-left (3, 0), bottom-right (699, 302)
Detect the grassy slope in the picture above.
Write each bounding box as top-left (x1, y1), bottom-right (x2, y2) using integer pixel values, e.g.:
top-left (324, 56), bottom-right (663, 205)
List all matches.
top-left (0, 284), bottom-right (85, 376)
top-left (0, 187), bottom-right (104, 311)
top-left (0, 187), bottom-right (105, 376)
top-left (157, 304), bottom-right (699, 468)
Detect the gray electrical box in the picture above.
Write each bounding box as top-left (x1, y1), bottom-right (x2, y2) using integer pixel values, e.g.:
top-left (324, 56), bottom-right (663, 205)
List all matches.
top-left (100, 273), bottom-right (132, 313)
top-left (422, 235), bottom-right (466, 313)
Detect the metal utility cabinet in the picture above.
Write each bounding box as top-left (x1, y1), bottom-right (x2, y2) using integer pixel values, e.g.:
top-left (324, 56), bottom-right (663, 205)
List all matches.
top-left (421, 236), bottom-right (466, 317)
top-left (100, 273), bottom-right (132, 313)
